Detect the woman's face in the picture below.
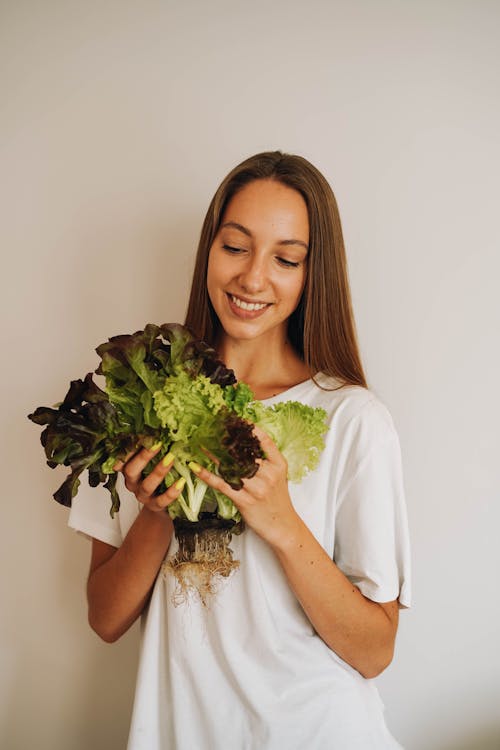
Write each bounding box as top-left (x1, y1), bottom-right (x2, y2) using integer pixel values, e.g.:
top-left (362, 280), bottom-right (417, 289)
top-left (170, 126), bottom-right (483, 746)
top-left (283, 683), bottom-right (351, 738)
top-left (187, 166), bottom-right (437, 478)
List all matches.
top-left (207, 179), bottom-right (309, 348)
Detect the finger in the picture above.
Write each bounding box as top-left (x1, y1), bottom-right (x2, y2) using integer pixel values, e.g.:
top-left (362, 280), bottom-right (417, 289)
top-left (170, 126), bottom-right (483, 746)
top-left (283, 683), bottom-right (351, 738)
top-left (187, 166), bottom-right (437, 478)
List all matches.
top-left (143, 476), bottom-right (186, 512)
top-left (139, 452), bottom-right (175, 496)
top-left (240, 473), bottom-right (269, 499)
top-left (252, 423), bottom-right (274, 450)
top-left (200, 446), bottom-right (220, 465)
top-left (114, 441), bottom-right (161, 472)
top-left (188, 462), bottom-right (242, 503)
top-left (252, 425), bottom-right (285, 467)
top-left (122, 442), bottom-right (163, 484)
top-left (113, 450), bottom-right (136, 472)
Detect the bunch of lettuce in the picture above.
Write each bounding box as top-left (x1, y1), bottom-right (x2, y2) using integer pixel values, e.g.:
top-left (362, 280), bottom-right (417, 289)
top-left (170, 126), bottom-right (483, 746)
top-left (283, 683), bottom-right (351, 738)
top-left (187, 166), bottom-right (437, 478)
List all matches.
top-left (29, 324), bottom-right (328, 525)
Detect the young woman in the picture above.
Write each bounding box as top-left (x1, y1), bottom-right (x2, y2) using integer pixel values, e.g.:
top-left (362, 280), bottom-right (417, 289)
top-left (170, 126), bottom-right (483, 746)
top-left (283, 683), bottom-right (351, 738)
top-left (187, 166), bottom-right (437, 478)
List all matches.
top-left (69, 151), bottom-right (411, 749)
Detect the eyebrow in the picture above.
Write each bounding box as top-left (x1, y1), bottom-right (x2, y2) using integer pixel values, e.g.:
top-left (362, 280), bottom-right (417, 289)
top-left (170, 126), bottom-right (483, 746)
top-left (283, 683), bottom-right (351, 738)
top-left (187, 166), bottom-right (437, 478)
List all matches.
top-left (221, 221), bottom-right (309, 251)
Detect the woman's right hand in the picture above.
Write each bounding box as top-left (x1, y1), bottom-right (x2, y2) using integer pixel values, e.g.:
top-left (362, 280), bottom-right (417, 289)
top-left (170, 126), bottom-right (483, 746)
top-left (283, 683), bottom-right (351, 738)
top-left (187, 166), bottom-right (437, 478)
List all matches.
top-left (114, 444), bottom-right (186, 512)
top-left (87, 444), bottom-right (184, 642)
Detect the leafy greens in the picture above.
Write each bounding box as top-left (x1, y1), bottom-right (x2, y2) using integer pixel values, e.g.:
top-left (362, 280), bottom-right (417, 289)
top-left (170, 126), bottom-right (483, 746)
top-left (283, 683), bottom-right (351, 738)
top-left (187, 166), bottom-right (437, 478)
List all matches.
top-left (29, 323), bottom-right (328, 523)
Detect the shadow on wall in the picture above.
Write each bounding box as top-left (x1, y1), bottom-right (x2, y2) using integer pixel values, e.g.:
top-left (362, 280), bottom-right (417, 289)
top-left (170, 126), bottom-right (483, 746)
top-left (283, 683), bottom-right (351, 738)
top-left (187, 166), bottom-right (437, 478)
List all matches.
top-left (56, 523), bottom-right (141, 750)
top-left (3, 422), bottom-right (140, 750)
top-left (437, 726), bottom-right (500, 750)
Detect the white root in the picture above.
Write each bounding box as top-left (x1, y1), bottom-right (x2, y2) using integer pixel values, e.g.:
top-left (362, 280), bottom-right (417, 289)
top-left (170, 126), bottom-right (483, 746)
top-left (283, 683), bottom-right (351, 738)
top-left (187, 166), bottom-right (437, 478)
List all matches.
top-left (163, 525), bottom-right (239, 606)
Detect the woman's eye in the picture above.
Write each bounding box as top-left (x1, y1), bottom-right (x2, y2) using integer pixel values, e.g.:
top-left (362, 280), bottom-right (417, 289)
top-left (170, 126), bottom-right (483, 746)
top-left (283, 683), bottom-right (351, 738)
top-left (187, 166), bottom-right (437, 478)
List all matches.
top-left (277, 257), bottom-right (300, 268)
top-left (221, 244), bottom-right (301, 268)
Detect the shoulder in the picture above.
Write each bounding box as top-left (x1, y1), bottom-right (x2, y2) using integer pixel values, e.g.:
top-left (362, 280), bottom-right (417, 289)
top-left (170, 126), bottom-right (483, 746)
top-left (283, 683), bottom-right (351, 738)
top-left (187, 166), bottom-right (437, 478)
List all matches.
top-left (298, 375), bottom-right (401, 479)
top-left (267, 373), bottom-right (399, 455)
top-left (303, 373), bottom-right (396, 434)
top-left (68, 476), bottom-right (140, 547)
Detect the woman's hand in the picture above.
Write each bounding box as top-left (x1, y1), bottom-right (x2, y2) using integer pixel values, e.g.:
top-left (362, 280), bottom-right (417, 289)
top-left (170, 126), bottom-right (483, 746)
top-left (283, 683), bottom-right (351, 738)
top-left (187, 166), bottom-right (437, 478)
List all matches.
top-left (114, 444), bottom-right (186, 513)
top-left (190, 425), bottom-right (302, 547)
top-left (87, 444), bottom-right (184, 643)
top-left (87, 443), bottom-right (182, 641)
top-left (190, 426), bottom-right (399, 678)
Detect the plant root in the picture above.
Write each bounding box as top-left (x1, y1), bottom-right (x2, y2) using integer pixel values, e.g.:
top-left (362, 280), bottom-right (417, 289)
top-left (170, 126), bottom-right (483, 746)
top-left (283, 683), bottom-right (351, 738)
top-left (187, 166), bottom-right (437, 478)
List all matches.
top-left (163, 521), bottom-right (239, 606)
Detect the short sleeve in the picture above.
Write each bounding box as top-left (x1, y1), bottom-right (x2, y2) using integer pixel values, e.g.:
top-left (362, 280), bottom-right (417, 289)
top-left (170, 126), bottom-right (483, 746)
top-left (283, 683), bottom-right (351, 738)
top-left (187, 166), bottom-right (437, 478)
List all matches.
top-left (333, 401), bottom-right (411, 608)
top-left (68, 476), bottom-right (139, 548)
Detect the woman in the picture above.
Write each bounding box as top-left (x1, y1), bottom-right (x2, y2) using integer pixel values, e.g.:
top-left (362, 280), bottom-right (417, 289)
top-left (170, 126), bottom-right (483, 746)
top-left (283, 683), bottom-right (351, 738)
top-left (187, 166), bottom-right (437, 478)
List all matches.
top-left (69, 151), bottom-right (411, 749)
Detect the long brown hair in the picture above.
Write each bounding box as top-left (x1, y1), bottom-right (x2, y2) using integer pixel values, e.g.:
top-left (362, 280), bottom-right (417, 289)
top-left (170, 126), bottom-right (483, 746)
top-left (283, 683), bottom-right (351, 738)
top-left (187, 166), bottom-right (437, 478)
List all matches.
top-left (184, 151), bottom-right (367, 388)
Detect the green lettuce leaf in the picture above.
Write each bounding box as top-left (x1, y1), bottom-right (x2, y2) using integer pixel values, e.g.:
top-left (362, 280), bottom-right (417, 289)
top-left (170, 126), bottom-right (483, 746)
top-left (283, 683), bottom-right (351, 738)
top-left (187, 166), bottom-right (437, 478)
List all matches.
top-left (253, 401), bottom-right (328, 482)
top-left (28, 323), bottom-right (328, 524)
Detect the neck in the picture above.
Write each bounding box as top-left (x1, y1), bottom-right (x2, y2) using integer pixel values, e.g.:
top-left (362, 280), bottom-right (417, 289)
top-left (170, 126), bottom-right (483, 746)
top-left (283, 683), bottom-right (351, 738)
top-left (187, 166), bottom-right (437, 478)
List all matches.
top-left (216, 334), bottom-right (311, 399)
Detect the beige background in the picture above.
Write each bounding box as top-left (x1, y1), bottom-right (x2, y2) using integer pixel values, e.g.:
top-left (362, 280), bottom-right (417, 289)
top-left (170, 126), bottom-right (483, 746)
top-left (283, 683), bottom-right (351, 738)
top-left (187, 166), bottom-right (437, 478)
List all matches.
top-left (1, 1), bottom-right (499, 749)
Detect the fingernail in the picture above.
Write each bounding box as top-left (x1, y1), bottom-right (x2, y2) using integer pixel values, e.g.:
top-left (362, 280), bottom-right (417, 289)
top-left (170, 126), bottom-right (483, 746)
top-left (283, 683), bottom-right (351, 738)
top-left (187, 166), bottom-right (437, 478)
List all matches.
top-left (162, 452), bottom-right (175, 467)
top-left (174, 477), bottom-right (186, 491)
top-left (188, 461), bottom-right (201, 474)
top-left (151, 441), bottom-right (162, 451)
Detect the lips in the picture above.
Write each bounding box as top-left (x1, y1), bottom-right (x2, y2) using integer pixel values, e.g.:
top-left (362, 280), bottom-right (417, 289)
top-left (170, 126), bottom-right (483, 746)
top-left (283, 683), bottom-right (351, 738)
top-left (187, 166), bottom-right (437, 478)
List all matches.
top-left (226, 293), bottom-right (271, 318)
top-left (229, 294), bottom-right (269, 311)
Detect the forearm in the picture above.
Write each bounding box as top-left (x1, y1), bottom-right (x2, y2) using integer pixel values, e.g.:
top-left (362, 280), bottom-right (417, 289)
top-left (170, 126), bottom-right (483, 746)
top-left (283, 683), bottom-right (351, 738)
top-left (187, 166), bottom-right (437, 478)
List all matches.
top-left (269, 513), bottom-right (398, 678)
top-left (87, 507), bottom-right (174, 642)
top-left (188, 431), bottom-right (399, 678)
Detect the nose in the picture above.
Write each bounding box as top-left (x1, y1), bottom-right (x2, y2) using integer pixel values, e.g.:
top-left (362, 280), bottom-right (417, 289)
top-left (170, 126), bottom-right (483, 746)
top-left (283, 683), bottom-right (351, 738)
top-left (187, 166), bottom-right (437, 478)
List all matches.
top-left (237, 255), bottom-right (267, 294)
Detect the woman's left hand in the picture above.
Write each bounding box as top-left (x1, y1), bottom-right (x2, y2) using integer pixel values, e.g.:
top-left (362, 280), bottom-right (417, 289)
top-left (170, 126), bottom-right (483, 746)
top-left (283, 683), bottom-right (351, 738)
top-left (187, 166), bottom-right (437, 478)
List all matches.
top-left (193, 427), bottom-right (399, 679)
top-left (191, 425), bottom-right (301, 548)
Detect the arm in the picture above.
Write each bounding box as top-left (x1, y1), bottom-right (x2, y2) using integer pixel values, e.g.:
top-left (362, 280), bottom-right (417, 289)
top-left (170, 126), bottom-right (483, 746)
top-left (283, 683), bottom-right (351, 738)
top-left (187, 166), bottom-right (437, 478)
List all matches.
top-left (86, 446), bottom-right (183, 642)
top-left (267, 514), bottom-right (398, 678)
top-left (191, 426), bottom-right (399, 679)
top-left (87, 508), bottom-right (173, 642)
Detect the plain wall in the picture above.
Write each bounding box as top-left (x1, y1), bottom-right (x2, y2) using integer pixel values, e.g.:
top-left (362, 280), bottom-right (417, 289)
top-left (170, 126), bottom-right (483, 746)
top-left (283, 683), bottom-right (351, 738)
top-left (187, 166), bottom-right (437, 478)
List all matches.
top-left (1, 1), bottom-right (499, 748)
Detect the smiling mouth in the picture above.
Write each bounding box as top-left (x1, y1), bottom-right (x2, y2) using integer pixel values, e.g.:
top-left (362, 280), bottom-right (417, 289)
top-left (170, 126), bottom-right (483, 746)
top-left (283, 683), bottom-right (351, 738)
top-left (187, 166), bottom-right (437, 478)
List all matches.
top-left (228, 294), bottom-right (270, 312)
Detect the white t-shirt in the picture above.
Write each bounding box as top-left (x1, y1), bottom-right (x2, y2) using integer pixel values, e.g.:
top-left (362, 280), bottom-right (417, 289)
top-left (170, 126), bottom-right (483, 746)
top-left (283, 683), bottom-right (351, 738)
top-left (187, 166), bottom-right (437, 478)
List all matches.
top-left (69, 374), bottom-right (411, 750)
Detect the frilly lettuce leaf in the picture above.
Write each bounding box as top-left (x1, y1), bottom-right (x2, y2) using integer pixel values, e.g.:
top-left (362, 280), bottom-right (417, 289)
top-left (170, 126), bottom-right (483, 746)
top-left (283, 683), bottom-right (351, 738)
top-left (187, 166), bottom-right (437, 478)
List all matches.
top-left (253, 401), bottom-right (328, 482)
top-left (28, 323), bottom-right (328, 522)
top-left (153, 369), bottom-right (226, 442)
top-left (28, 373), bottom-right (144, 514)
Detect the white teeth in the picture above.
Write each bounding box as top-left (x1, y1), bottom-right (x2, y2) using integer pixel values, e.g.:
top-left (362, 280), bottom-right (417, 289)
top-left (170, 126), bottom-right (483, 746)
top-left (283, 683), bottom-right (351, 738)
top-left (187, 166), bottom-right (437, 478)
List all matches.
top-left (230, 295), bottom-right (268, 311)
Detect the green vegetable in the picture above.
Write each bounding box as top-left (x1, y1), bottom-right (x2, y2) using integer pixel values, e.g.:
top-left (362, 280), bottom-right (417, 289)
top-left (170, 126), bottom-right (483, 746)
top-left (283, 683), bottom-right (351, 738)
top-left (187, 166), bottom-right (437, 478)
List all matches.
top-left (28, 323), bottom-right (328, 528)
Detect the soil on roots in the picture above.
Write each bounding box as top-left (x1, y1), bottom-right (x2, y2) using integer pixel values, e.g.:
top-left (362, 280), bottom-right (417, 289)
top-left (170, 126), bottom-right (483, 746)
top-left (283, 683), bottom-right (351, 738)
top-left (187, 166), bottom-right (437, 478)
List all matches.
top-left (163, 518), bottom-right (241, 606)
